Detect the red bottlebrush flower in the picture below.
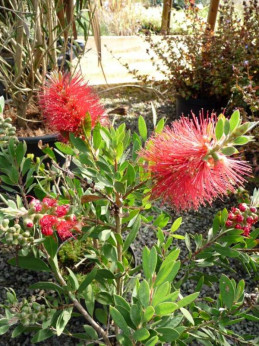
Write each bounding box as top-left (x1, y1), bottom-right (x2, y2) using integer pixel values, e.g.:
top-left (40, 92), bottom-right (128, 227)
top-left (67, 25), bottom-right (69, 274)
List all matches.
top-left (39, 72), bottom-right (108, 136)
top-left (40, 215), bottom-right (58, 236)
top-left (29, 199), bottom-right (42, 212)
top-left (56, 220), bottom-right (74, 240)
top-left (139, 114), bottom-right (251, 212)
top-left (42, 197), bottom-right (57, 209)
top-left (41, 226), bottom-right (54, 236)
top-left (56, 205), bottom-right (70, 217)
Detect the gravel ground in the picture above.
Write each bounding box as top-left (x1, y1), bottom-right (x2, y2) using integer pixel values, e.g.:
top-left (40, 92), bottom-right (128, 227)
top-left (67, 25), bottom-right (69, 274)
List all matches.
top-left (0, 87), bottom-right (258, 345)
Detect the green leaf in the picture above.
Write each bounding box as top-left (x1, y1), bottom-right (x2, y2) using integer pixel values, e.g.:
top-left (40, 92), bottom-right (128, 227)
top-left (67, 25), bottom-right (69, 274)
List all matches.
top-left (8, 256), bottom-right (50, 272)
top-left (177, 292), bottom-right (199, 308)
top-left (69, 133), bottom-right (88, 153)
top-left (138, 280), bottom-right (150, 308)
top-left (143, 306), bottom-right (155, 322)
top-left (155, 302), bottom-right (178, 316)
top-left (83, 325), bottom-right (98, 340)
top-left (55, 142), bottom-right (74, 155)
top-left (95, 308), bottom-right (108, 325)
top-left (0, 324), bottom-right (9, 336)
top-left (44, 236), bottom-right (58, 259)
top-left (171, 217), bottom-right (182, 232)
top-left (31, 329), bottom-right (54, 343)
top-left (56, 308), bottom-right (73, 336)
top-left (185, 233), bottom-right (192, 253)
top-left (233, 136), bottom-right (253, 145)
top-left (11, 325), bottom-right (25, 338)
top-left (221, 147), bottom-right (238, 156)
top-left (66, 267), bottom-right (79, 291)
top-left (123, 216), bottom-right (141, 252)
top-left (224, 119), bottom-right (230, 136)
top-left (142, 246), bottom-right (157, 280)
top-left (78, 268), bottom-right (97, 294)
top-left (154, 260), bottom-right (180, 287)
top-left (114, 295), bottom-right (130, 311)
top-left (156, 327), bottom-right (180, 342)
top-left (110, 307), bottom-right (131, 337)
top-left (16, 141), bottom-right (26, 166)
top-left (155, 118), bottom-right (165, 134)
top-left (96, 292), bottom-right (113, 305)
top-left (130, 303), bottom-right (142, 327)
top-left (180, 307), bottom-right (194, 325)
top-left (220, 275), bottom-right (235, 309)
top-left (126, 164), bottom-right (136, 185)
top-left (152, 282), bottom-right (170, 307)
top-left (235, 279), bottom-right (245, 302)
top-left (229, 110), bottom-right (240, 133)
top-left (215, 118), bottom-right (224, 141)
top-left (29, 282), bottom-right (63, 295)
top-left (133, 328), bottom-right (150, 341)
top-left (138, 115), bottom-right (147, 140)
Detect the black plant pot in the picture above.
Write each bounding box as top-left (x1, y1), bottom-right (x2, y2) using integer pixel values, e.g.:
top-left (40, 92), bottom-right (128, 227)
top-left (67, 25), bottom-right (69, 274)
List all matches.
top-left (18, 133), bottom-right (64, 165)
top-left (175, 96), bottom-right (228, 118)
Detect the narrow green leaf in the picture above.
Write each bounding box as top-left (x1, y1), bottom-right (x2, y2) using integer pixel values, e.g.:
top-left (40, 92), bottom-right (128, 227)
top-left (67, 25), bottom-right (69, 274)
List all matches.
top-left (66, 267), bottom-right (79, 291)
top-left (44, 236), bottom-right (58, 259)
top-left (78, 268), bottom-right (97, 294)
top-left (156, 327), bottom-right (180, 342)
top-left (177, 292), bottom-right (199, 308)
top-left (171, 217), bottom-right (182, 232)
top-left (138, 280), bottom-right (150, 308)
top-left (31, 329), bottom-right (54, 343)
top-left (143, 306), bottom-right (155, 322)
top-left (180, 308), bottom-right (194, 325)
top-left (155, 118), bottom-right (165, 134)
top-left (233, 136), bottom-right (253, 145)
top-left (29, 282), bottom-right (63, 295)
top-left (130, 304), bottom-right (142, 327)
top-left (138, 115), bottom-right (147, 140)
top-left (152, 282), bottom-right (170, 306)
top-left (133, 328), bottom-right (150, 341)
top-left (215, 118), bottom-right (224, 141)
top-left (56, 308), bottom-right (73, 336)
top-left (110, 307), bottom-right (131, 337)
top-left (155, 302), bottom-right (178, 316)
top-left (221, 147), bottom-right (238, 156)
top-left (154, 261), bottom-right (180, 287)
top-left (224, 119), bottom-right (230, 136)
top-left (8, 256), bottom-right (50, 272)
top-left (220, 275), bottom-right (235, 309)
top-left (123, 216), bottom-right (141, 252)
top-left (229, 110), bottom-right (240, 133)
top-left (83, 325), bottom-right (98, 340)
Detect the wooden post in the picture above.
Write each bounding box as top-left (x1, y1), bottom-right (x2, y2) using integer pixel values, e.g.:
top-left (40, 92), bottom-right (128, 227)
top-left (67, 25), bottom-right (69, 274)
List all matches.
top-left (161, 0), bottom-right (173, 34)
top-left (207, 0), bottom-right (220, 31)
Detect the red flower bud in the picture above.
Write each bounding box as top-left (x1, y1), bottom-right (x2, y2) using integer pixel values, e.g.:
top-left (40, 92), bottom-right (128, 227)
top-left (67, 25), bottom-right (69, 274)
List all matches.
top-left (231, 207), bottom-right (240, 214)
top-left (225, 220), bottom-right (233, 227)
top-left (236, 214), bottom-right (244, 222)
top-left (243, 226), bottom-right (251, 237)
top-left (246, 216), bottom-right (254, 224)
top-left (238, 203), bottom-right (247, 212)
top-left (29, 199), bottom-right (42, 212)
top-left (26, 222), bottom-right (33, 228)
top-left (228, 213), bottom-right (236, 220)
top-left (235, 224), bottom-right (242, 229)
top-left (41, 226), bottom-right (54, 236)
top-left (250, 207), bottom-right (257, 213)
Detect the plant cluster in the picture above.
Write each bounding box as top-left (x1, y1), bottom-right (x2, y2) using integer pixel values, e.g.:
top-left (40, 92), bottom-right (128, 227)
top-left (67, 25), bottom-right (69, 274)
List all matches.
top-left (0, 76), bottom-right (258, 345)
top-left (126, 0), bottom-right (259, 105)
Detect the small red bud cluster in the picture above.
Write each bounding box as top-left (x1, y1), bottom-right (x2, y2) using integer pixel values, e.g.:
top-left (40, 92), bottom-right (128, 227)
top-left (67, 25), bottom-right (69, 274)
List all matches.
top-left (29, 197), bottom-right (81, 240)
top-left (225, 203), bottom-right (258, 236)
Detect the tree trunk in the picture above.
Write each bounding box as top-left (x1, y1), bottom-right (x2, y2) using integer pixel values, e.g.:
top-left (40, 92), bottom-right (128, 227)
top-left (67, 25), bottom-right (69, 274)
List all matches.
top-left (161, 0), bottom-right (172, 34)
top-left (207, 0), bottom-right (220, 31)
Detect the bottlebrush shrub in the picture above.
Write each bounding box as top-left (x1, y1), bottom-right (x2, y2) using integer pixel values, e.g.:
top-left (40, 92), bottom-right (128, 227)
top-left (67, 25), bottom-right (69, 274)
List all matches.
top-left (0, 99), bottom-right (259, 345)
top-left (125, 0), bottom-right (259, 102)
